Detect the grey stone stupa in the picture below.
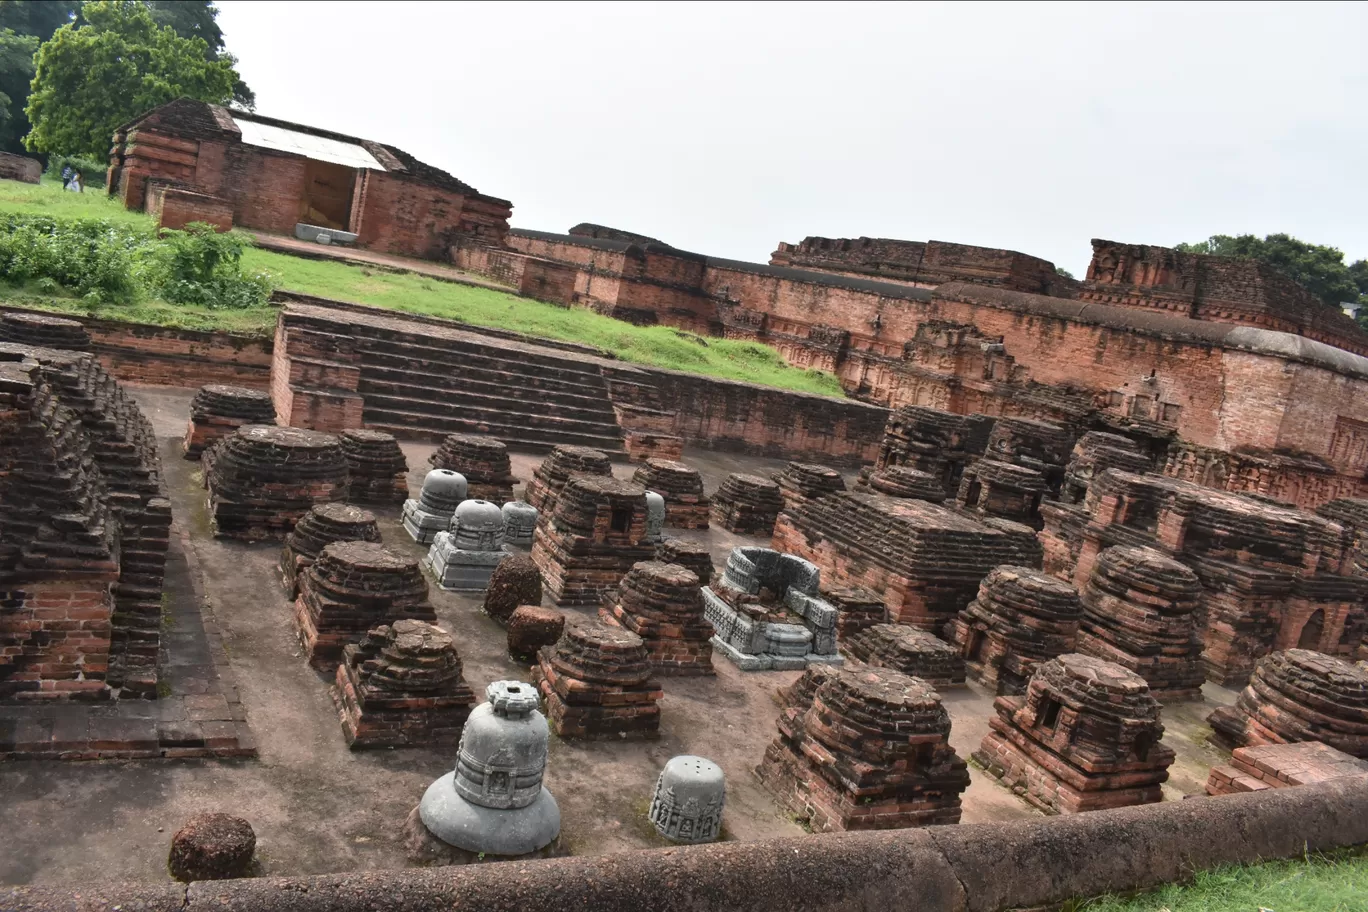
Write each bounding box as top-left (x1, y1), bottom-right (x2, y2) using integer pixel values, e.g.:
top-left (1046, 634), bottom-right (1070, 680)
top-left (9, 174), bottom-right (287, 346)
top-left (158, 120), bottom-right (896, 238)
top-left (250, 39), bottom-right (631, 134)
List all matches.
top-left (501, 500), bottom-right (538, 552)
top-left (645, 491), bottom-right (666, 543)
top-left (406, 680), bottom-right (561, 865)
top-left (425, 499), bottom-right (505, 591)
top-left (649, 755), bottom-right (725, 844)
top-left (403, 469), bottom-right (468, 544)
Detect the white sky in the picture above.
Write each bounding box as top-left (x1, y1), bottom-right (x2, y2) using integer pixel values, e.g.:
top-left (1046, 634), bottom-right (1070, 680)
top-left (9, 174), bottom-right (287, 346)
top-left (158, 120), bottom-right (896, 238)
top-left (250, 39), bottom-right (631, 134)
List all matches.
top-left (217, 1), bottom-right (1368, 276)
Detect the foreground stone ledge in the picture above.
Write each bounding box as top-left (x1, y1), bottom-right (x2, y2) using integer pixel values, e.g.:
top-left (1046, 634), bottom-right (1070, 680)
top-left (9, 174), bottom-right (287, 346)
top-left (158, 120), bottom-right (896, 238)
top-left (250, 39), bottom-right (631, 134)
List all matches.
top-left (7, 778), bottom-right (1367, 912)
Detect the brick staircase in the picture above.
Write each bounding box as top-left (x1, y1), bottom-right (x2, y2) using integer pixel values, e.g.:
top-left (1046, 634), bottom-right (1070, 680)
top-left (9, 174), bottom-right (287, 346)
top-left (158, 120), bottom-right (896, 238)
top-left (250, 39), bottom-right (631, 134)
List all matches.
top-left (274, 300), bottom-right (637, 454)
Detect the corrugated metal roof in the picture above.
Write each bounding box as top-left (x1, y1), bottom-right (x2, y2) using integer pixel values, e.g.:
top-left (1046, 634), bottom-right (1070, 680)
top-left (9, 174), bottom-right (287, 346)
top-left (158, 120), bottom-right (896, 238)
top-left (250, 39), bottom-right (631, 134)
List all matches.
top-left (233, 116), bottom-right (385, 171)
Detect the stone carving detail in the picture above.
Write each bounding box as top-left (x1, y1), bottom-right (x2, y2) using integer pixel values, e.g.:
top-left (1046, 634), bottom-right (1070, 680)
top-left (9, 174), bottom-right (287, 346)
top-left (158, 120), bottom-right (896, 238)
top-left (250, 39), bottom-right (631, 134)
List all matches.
top-left (500, 500), bottom-right (538, 551)
top-left (649, 755), bottom-right (725, 844)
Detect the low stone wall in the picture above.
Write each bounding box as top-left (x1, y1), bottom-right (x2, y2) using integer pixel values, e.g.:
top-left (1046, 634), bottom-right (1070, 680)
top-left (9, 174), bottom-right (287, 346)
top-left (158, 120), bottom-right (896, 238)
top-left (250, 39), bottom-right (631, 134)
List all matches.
top-left (5, 778), bottom-right (1366, 912)
top-left (0, 306), bottom-right (273, 389)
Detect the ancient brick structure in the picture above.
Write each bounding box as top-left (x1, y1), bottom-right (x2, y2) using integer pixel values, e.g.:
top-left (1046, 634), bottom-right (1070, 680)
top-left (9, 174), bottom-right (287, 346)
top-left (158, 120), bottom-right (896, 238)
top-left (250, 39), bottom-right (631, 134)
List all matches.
top-left (757, 666), bottom-right (969, 831)
top-left (773, 491), bottom-right (1036, 634)
top-left (1205, 742), bottom-right (1368, 795)
top-left (534, 619), bottom-right (663, 740)
top-left (482, 553), bottom-right (543, 626)
top-left (874, 405), bottom-right (993, 496)
top-left (770, 235), bottom-right (1064, 293)
top-left (429, 435), bottom-right (518, 505)
top-left (0, 313), bottom-right (91, 351)
top-left (111, 98), bottom-right (511, 260)
top-left (1208, 649), bottom-right (1368, 759)
top-left (948, 565), bottom-right (1082, 694)
top-left (148, 186), bottom-right (234, 233)
top-left (183, 385), bottom-right (277, 459)
top-left (703, 546), bottom-right (843, 670)
top-left (207, 425), bottom-right (348, 541)
top-left (655, 537), bottom-right (715, 586)
top-left (956, 458), bottom-right (1050, 528)
top-left (333, 619), bottom-right (477, 749)
top-left (278, 502), bottom-right (381, 599)
top-left (773, 462), bottom-right (846, 514)
top-left (1075, 546), bottom-right (1206, 702)
top-left (1316, 497), bottom-right (1368, 577)
top-left (0, 150), bottom-right (42, 183)
top-left (843, 623), bottom-right (965, 688)
top-left (821, 585), bottom-right (888, 638)
top-left (630, 458), bottom-right (711, 529)
top-left (853, 465), bottom-right (947, 502)
top-left (600, 561), bottom-right (713, 676)
top-left (340, 429), bottom-right (408, 505)
top-left (0, 344), bottom-right (170, 700)
top-left (507, 605), bottom-right (565, 662)
top-left (710, 473), bottom-right (784, 536)
top-left (1060, 432), bottom-right (1152, 504)
top-left (402, 469), bottom-right (468, 545)
top-left (974, 653), bottom-right (1175, 814)
top-left (1042, 469), bottom-right (1368, 686)
top-left (531, 476), bottom-right (655, 607)
top-left (523, 445), bottom-right (612, 515)
top-left (294, 541), bottom-right (435, 669)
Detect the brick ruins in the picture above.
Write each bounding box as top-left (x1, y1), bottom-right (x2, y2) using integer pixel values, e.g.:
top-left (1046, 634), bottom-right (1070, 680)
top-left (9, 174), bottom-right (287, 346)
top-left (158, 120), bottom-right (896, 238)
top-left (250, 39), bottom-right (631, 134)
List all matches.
top-left (534, 618), bottom-right (663, 740)
top-left (207, 425), bottom-right (348, 541)
top-left (531, 476), bottom-right (655, 607)
top-left (1042, 469), bottom-right (1368, 687)
top-left (294, 541), bottom-right (436, 669)
top-left (630, 458), bottom-right (711, 529)
top-left (710, 473), bottom-right (785, 536)
top-left (183, 385), bottom-right (277, 460)
top-left (822, 585), bottom-right (888, 639)
top-left (481, 553), bottom-right (543, 626)
top-left (333, 619), bottom-right (477, 749)
top-left (507, 605), bottom-right (565, 662)
top-left (842, 623), bottom-right (965, 688)
top-left (524, 445), bottom-right (612, 516)
top-left (948, 565), bottom-right (1083, 695)
top-left (704, 547), bottom-right (843, 671)
top-left (773, 462), bottom-right (846, 514)
top-left (0, 313), bottom-right (91, 351)
top-left (110, 98), bottom-right (511, 259)
top-left (429, 435), bottom-right (518, 505)
top-left (1208, 649), bottom-right (1368, 759)
top-left (974, 653), bottom-right (1176, 814)
top-left (757, 666), bottom-right (969, 831)
top-left (1205, 742), bottom-right (1368, 795)
top-left (0, 344), bottom-right (170, 700)
top-left (278, 502), bottom-right (382, 600)
top-left (340, 429), bottom-right (408, 505)
top-left (853, 465), bottom-right (948, 502)
top-left (600, 561), bottom-right (714, 676)
top-left (655, 537), bottom-right (715, 587)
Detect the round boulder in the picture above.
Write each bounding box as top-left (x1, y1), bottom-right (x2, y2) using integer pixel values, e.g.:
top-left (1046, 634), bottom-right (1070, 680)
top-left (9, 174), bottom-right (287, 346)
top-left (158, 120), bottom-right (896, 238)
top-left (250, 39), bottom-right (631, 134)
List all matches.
top-left (168, 813), bottom-right (256, 882)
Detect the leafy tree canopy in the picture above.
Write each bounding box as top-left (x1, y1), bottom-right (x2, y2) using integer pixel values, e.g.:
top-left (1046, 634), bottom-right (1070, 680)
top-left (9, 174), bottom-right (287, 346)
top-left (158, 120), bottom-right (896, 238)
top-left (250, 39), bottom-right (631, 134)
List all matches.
top-left (147, 0), bottom-right (252, 109)
top-left (0, 0), bottom-right (80, 42)
top-left (0, 29), bottom-right (38, 152)
top-left (1175, 232), bottom-right (1366, 311)
top-left (24, 0), bottom-right (238, 158)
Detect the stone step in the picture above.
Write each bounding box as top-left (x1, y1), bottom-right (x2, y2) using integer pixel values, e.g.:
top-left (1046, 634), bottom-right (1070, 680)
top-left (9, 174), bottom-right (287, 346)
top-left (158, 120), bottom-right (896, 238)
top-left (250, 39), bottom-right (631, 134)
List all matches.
top-left (359, 346), bottom-right (612, 397)
top-left (361, 392), bottom-right (620, 437)
top-left (355, 334), bottom-right (610, 385)
top-left (358, 364), bottom-right (618, 414)
top-left (364, 407), bottom-right (626, 453)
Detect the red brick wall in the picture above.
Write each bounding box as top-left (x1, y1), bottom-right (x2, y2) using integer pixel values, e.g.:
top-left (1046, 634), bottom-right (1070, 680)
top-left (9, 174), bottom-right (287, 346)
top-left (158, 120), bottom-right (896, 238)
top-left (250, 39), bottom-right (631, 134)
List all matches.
top-left (353, 171), bottom-right (507, 260)
top-left (156, 188), bottom-right (233, 233)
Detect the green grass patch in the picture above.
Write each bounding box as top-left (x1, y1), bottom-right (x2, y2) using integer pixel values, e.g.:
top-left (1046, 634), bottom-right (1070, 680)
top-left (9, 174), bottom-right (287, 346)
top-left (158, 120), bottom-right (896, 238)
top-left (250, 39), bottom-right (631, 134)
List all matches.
top-left (1073, 849), bottom-right (1368, 912)
top-left (0, 179), bottom-right (845, 396)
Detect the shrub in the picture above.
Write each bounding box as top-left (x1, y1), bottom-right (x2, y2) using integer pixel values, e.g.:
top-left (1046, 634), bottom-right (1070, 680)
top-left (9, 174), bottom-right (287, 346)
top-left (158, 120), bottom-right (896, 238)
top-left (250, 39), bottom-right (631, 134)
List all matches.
top-left (153, 223), bottom-right (273, 309)
top-left (0, 214), bottom-right (151, 303)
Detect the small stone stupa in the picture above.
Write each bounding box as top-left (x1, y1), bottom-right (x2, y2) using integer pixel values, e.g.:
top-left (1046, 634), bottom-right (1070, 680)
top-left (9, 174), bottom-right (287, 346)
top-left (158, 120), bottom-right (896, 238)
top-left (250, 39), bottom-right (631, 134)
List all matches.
top-left (406, 680), bottom-right (561, 865)
top-left (425, 499), bottom-right (506, 592)
top-left (402, 469), bottom-right (468, 544)
top-left (649, 755), bottom-right (725, 844)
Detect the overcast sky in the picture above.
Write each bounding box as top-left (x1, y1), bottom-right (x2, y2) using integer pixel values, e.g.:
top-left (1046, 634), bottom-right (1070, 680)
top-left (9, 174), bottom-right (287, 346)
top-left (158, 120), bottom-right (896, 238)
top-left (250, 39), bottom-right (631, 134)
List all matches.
top-left (217, 1), bottom-right (1367, 275)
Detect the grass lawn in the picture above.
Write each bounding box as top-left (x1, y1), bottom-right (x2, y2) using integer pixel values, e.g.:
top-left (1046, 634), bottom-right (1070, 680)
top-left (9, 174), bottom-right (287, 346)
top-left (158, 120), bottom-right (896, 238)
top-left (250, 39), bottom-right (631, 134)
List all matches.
top-left (1074, 849), bottom-right (1368, 912)
top-left (0, 179), bottom-right (845, 396)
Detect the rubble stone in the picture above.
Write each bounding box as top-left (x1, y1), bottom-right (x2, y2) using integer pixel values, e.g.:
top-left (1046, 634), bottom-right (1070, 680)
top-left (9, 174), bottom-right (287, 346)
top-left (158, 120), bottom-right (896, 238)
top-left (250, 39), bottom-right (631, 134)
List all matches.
top-left (507, 605), bottom-right (566, 661)
top-left (294, 541), bottom-right (435, 669)
top-left (333, 619), bottom-right (477, 749)
top-left (278, 502), bottom-right (381, 599)
top-left (207, 425), bottom-right (347, 542)
top-left (429, 434), bottom-right (518, 505)
top-left (534, 618), bottom-right (663, 739)
top-left (482, 553), bottom-right (543, 626)
top-left (168, 813), bottom-right (256, 882)
top-left (710, 473), bottom-right (785, 536)
top-left (182, 385), bottom-right (276, 459)
top-left (974, 653), bottom-right (1176, 814)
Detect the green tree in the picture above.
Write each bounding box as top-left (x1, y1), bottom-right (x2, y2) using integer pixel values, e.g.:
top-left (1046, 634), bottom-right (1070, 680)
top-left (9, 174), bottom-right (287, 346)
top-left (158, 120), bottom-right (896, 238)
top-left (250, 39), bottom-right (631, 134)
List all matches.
top-left (24, 0), bottom-right (237, 159)
top-left (1055, 266), bottom-right (1075, 280)
top-left (146, 0), bottom-right (252, 110)
top-left (0, 29), bottom-right (38, 154)
top-left (0, 0), bottom-right (81, 43)
top-left (1175, 233), bottom-right (1363, 311)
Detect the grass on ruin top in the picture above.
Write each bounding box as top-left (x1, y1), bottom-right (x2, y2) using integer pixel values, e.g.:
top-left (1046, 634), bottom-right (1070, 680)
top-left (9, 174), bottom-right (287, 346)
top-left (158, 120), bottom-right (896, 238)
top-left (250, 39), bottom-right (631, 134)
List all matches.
top-left (0, 179), bottom-right (845, 397)
top-left (1072, 849), bottom-right (1368, 912)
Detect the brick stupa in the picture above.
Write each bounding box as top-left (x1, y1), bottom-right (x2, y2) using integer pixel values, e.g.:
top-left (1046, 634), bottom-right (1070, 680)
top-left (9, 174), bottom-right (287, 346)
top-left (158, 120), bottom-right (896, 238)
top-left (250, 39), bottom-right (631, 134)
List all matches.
top-left (207, 425), bottom-right (348, 541)
top-left (429, 434), bottom-right (518, 505)
top-left (773, 462), bottom-right (846, 513)
top-left (531, 475), bottom-right (655, 607)
top-left (710, 473), bottom-right (785, 536)
top-left (294, 541), bottom-right (436, 669)
top-left (1208, 649), bottom-right (1368, 759)
top-left (333, 619), bottom-right (477, 749)
top-left (278, 502), bottom-right (381, 599)
top-left (631, 458), bottom-right (711, 529)
top-left (948, 565), bottom-right (1082, 695)
top-left (534, 618), bottom-right (663, 739)
top-left (523, 445), bottom-right (611, 515)
top-left (655, 537), bottom-right (715, 586)
top-left (600, 561), bottom-right (714, 676)
top-left (340, 429), bottom-right (408, 505)
top-left (843, 623), bottom-right (965, 688)
top-left (974, 653), bottom-right (1175, 814)
top-left (757, 666), bottom-right (969, 831)
top-left (183, 384), bottom-right (277, 459)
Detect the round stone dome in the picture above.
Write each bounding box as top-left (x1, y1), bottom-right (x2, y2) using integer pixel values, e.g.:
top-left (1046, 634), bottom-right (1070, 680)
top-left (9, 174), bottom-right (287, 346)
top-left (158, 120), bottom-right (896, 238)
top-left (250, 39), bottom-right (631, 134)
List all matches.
top-left (451, 681), bottom-right (549, 810)
top-left (455, 499), bottom-right (504, 531)
top-left (420, 469), bottom-right (469, 510)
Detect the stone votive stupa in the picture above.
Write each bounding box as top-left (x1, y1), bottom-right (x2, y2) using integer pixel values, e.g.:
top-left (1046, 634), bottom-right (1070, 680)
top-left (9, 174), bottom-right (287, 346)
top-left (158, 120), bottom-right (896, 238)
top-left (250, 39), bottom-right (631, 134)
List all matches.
top-left (649, 755), bottom-right (725, 844)
top-left (402, 469), bottom-right (468, 544)
top-left (500, 500), bottom-right (538, 551)
top-left (425, 499), bottom-right (505, 592)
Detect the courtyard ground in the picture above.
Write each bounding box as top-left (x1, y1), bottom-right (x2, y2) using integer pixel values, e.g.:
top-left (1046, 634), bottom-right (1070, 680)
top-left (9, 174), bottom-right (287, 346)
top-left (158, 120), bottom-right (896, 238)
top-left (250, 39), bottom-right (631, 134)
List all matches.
top-left (0, 386), bottom-right (1240, 886)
